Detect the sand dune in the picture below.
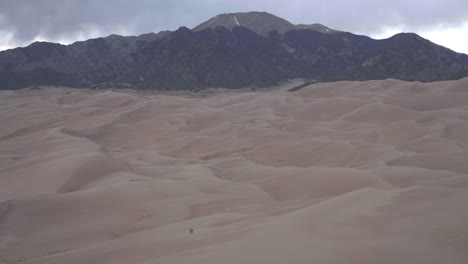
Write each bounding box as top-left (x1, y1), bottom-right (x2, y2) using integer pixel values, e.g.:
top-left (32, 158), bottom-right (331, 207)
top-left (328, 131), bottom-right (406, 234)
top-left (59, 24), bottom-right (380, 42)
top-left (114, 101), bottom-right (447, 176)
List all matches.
top-left (1, 79), bottom-right (468, 264)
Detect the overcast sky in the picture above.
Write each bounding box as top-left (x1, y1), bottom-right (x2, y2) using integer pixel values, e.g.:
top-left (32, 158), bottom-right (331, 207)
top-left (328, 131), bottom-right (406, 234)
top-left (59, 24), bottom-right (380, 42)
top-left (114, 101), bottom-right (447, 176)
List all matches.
top-left (1, 0), bottom-right (468, 54)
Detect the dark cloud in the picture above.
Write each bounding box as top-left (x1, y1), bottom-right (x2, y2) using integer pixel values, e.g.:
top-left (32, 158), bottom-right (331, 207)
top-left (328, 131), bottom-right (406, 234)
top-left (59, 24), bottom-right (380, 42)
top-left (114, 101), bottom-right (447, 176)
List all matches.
top-left (1, 0), bottom-right (468, 48)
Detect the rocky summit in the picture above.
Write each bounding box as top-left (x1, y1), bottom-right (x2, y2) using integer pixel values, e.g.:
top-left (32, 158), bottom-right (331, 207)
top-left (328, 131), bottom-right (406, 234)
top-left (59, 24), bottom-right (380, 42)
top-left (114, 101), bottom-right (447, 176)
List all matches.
top-left (1, 11), bottom-right (468, 90)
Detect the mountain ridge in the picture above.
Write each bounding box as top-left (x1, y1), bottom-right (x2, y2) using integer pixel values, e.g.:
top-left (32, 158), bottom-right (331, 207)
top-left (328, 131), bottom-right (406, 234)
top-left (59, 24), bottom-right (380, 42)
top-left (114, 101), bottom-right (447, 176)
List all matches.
top-left (1, 11), bottom-right (468, 90)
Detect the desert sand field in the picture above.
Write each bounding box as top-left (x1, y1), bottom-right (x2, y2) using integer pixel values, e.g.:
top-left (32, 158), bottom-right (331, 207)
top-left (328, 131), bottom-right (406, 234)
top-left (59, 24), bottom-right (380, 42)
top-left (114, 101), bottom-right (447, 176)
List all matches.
top-left (1, 78), bottom-right (468, 264)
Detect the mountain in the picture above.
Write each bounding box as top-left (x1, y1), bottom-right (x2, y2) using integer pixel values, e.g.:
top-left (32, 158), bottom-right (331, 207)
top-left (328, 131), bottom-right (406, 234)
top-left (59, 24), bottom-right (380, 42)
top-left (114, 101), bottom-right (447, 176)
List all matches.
top-left (0, 31), bottom-right (171, 89)
top-left (1, 12), bottom-right (468, 90)
top-left (192, 11), bottom-right (338, 35)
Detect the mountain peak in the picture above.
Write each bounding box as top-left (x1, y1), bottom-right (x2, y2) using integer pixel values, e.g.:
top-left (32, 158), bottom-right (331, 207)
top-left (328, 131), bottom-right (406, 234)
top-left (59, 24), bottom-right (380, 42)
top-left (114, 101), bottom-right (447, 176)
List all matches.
top-left (193, 11), bottom-right (338, 36)
top-left (172, 26), bottom-right (193, 37)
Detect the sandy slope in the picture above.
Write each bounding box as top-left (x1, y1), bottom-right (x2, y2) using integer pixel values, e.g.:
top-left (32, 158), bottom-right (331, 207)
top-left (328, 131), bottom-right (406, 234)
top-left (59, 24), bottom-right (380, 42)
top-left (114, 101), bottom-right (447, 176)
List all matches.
top-left (1, 79), bottom-right (468, 264)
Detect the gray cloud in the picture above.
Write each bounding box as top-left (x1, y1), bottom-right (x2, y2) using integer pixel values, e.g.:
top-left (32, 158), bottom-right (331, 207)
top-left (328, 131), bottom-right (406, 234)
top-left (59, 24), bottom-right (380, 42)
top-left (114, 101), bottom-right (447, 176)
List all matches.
top-left (1, 0), bottom-right (468, 48)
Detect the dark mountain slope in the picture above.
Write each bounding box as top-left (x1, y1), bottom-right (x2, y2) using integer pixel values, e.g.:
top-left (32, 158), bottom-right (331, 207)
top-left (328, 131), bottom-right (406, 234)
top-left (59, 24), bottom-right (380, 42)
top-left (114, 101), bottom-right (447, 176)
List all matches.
top-left (121, 26), bottom-right (289, 90)
top-left (0, 31), bottom-right (171, 89)
top-left (328, 33), bottom-right (468, 82)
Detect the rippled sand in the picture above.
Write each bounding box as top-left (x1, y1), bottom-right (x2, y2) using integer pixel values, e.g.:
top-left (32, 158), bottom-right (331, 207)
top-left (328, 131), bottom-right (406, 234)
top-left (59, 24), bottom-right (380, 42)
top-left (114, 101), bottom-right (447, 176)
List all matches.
top-left (1, 78), bottom-right (468, 264)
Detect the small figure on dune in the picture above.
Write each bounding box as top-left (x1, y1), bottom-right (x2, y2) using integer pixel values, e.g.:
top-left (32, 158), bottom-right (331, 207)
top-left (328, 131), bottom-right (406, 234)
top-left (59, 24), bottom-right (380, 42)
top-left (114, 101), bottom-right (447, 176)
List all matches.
top-left (189, 228), bottom-right (194, 234)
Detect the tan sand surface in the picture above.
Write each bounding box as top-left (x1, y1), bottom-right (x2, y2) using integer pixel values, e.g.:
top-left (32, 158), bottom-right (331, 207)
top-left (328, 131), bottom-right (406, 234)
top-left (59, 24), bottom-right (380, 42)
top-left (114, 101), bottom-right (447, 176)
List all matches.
top-left (1, 78), bottom-right (468, 264)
